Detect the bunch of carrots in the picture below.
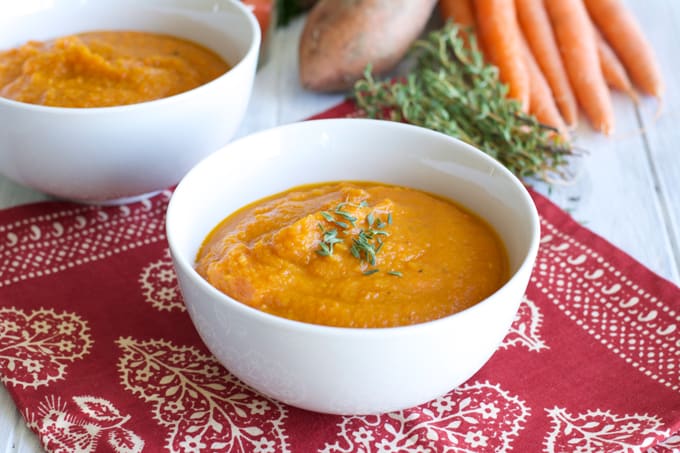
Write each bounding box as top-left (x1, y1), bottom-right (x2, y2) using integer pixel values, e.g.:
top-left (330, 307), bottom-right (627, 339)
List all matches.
top-left (438, 0), bottom-right (663, 135)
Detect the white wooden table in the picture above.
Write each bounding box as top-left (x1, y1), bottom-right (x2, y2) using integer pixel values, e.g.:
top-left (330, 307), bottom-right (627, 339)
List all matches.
top-left (1, 2), bottom-right (679, 450)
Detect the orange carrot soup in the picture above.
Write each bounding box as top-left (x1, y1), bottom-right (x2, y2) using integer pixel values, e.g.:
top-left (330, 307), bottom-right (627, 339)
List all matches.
top-left (0, 31), bottom-right (229, 107)
top-left (196, 182), bottom-right (509, 328)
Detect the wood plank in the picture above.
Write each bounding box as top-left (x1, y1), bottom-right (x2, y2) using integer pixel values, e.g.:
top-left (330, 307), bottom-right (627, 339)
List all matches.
top-left (233, 40), bottom-right (281, 139)
top-left (531, 92), bottom-right (679, 283)
top-left (0, 177), bottom-right (48, 210)
top-left (624, 0), bottom-right (680, 283)
top-left (14, 425), bottom-right (42, 453)
top-left (0, 385), bottom-right (20, 452)
top-left (0, 380), bottom-right (42, 451)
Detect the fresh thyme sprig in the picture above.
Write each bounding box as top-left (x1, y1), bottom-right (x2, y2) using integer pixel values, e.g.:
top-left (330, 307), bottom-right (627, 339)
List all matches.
top-left (352, 23), bottom-right (575, 182)
top-left (316, 226), bottom-right (343, 257)
top-left (316, 200), bottom-right (396, 275)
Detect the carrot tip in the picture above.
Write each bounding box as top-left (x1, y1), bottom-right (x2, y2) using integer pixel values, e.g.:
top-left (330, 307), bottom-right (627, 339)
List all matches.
top-left (565, 120), bottom-right (579, 131)
top-left (629, 89), bottom-right (640, 105)
top-left (654, 97), bottom-right (664, 120)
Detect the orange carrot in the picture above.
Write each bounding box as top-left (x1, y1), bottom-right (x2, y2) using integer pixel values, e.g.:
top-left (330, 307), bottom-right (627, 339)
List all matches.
top-left (438, 0), bottom-right (477, 48)
top-left (438, 0), bottom-right (476, 28)
top-left (520, 35), bottom-right (566, 133)
top-left (515, 0), bottom-right (578, 127)
top-left (593, 24), bottom-right (636, 99)
top-left (545, 0), bottom-right (614, 134)
top-left (242, 0), bottom-right (274, 39)
top-left (474, 0), bottom-right (530, 110)
top-left (584, 0), bottom-right (663, 97)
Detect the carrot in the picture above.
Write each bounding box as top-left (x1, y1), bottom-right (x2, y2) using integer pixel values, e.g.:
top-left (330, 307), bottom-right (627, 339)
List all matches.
top-left (584, 0), bottom-right (663, 97)
top-left (545, 0), bottom-right (614, 134)
top-left (242, 0), bottom-right (274, 39)
top-left (515, 0), bottom-right (578, 127)
top-left (520, 35), bottom-right (566, 133)
top-left (593, 24), bottom-right (637, 99)
top-left (438, 0), bottom-right (477, 48)
top-left (474, 0), bottom-right (530, 110)
top-left (439, 0), bottom-right (476, 28)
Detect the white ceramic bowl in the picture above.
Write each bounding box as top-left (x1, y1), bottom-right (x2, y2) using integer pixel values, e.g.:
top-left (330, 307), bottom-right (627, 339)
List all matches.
top-left (0, 0), bottom-right (260, 204)
top-left (167, 119), bottom-right (540, 415)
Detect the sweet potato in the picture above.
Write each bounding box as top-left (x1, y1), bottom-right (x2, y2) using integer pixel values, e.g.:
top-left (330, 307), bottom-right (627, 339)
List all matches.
top-left (299, 0), bottom-right (437, 92)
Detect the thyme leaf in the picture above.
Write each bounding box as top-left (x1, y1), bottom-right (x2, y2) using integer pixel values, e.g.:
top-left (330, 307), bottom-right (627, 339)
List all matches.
top-left (316, 200), bottom-right (400, 275)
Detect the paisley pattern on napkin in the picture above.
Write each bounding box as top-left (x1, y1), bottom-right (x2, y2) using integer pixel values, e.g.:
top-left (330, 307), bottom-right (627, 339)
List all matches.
top-left (117, 337), bottom-right (289, 453)
top-left (321, 381), bottom-right (529, 452)
top-left (139, 250), bottom-right (185, 312)
top-left (0, 102), bottom-right (679, 452)
top-left (500, 296), bottom-right (549, 352)
top-left (544, 407), bottom-right (669, 452)
top-left (650, 433), bottom-right (680, 452)
top-left (25, 395), bottom-right (144, 453)
top-left (0, 192), bottom-right (169, 289)
top-left (536, 218), bottom-right (680, 392)
top-left (0, 308), bottom-right (91, 388)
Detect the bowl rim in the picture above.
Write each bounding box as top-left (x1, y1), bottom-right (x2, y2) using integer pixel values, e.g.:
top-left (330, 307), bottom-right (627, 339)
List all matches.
top-left (167, 118), bottom-right (541, 337)
top-left (0, 0), bottom-right (261, 113)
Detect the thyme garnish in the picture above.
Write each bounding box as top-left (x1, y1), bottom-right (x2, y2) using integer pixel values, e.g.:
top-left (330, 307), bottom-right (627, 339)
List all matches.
top-left (316, 200), bottom-right (399, 275)
top-left (366, 212), bottom-right (375, 228)
top-left (351, 229), bottom-right (378, 266)
top-left (316, 241), bottom-right (332, 257)
top-left (375, 239), bottom-right (384, 253)
top-left (316, 228), bottom-right (343, 257)
top-left (335, 209), bottom-right (357, 224)
top-left (352, 23), bottom-right (574, 182)
top-left (333, 220), bottom-right (350, 229)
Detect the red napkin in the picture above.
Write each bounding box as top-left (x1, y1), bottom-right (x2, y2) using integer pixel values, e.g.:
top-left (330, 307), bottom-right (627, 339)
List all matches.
top-left (1, 101), bottom-right (679, 452)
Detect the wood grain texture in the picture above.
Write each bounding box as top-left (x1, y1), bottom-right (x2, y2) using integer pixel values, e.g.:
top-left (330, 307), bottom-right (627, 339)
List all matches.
top-left (625, 0), bottom-right (680, 281)
top-left (0, 178), bottom-right (48, 210)
top-left (0, 2), bottom-right (678, 451)
top-left (531, 90), bottom-right (679, 283)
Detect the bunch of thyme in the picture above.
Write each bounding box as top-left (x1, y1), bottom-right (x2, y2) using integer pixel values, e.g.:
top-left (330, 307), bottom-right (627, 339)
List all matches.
top-left (352, 24), bottom-right (575, 182)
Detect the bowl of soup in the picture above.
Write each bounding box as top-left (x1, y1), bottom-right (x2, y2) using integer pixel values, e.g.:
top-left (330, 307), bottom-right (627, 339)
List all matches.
top-left (166, 118), bottom-right (540, 414)
top-left (0, 0), bottom-right (260, 203)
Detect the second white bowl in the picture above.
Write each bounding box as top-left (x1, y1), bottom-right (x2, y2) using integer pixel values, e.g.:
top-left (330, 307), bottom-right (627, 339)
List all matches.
top-left (0, 0), bottom-right (260, 203)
